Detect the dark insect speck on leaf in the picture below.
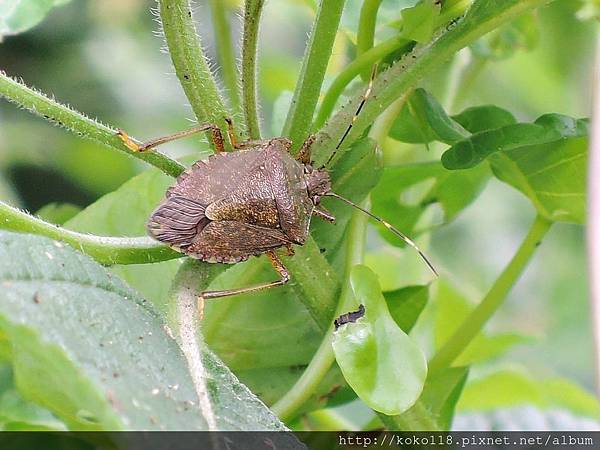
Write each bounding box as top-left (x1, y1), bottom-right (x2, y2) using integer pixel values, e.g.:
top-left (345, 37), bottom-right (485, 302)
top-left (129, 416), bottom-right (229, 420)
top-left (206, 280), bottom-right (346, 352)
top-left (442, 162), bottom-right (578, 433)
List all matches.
top-left (116, 66), bottom-right (436, 303)
top-left (334, 304), bottom-right (366, 330)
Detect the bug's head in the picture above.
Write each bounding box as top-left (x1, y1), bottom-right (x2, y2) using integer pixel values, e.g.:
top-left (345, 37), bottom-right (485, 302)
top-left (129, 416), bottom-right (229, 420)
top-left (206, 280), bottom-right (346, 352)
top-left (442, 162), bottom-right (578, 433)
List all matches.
top-left (304, 165), bottom-right (331, 204)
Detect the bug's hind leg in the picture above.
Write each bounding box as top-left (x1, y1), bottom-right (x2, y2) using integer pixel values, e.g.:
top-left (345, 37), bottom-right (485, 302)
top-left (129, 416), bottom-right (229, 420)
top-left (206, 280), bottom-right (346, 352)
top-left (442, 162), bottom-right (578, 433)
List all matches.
top-left (199, 251), bottom-right (290, 301)
top-left (117, 123), bottom-right (225, 153)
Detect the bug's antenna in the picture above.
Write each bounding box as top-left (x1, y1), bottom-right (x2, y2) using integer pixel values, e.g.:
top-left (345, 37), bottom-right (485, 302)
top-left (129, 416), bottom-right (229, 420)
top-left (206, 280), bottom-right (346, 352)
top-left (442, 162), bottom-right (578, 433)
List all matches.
top-left (326, 192), bottom-right (438, 277)
top-left (325, 64), bottom-right (378, 167)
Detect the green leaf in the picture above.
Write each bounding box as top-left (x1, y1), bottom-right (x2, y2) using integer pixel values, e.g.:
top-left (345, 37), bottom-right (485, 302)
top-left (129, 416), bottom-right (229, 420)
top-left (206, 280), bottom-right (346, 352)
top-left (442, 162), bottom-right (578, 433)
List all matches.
top-left (490, 136), bottom-right (587, 224)
top-left (471, 12), bottom-right (539, 60)
top-left (65, 167), bottom-right (180, 311)
top-left (0, 364), bottom-right (65, 431)
top-left (435, 280), bottom-right (530, 365)
top-left (458, 368), bottom-right (600, 422)
top-left (441, 113), bottom-right (588, 169)
top-left (35, 203), bottom-right (81, 226)
top-left (390, 89), bottom-right (469, 145)
top-left (383, 285), bottom-right (429, 333)
top-left (401, 1), bottom-right (440, 43)
top-left (409, 89), bottom-right (470, 144)
top-left (0, 231), bottom-right (286, 430)
top-left (332, 265), bottom-right (427, 415)
top-left (441, 113), bottom-right (589, 223)
top-left (390, 93), bottom-right (516, 145)
top-left (0, 0), bottom-right (72, 37)
top-left (452, 105), bottom-right (518, 134)
top-left (371, 161), bottom-right (489, 245)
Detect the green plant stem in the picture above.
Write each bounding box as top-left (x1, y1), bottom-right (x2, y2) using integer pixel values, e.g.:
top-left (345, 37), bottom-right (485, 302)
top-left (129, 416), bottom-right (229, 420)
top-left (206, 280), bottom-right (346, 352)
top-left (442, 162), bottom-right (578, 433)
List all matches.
top-left (0, 73), bottom-right (185, 178)
top-left (356, 0), bottom-right (383, 80)
top-left (208, 0), bottom-right (242, 114)
top-left (159, 0), bottom-right (234, 148)
top-left (312, 0), bottom-right (554, 166)
top-left (0, 201), bottom-right (181, 265)
top-left (166, 259), bottom-right (228, 432)
top-left (241, 0), bottom-right (265, 139)
top-left (280, 238), bottom-right (340, 332)
top-left (272, 199), bottom-right (369, 421)
top-left (314, 35), bottom-right (411, 129)
top-left (429, 215), bottom-right (552, 373)
top-left (283, 0), bottom-right (346, 151)
top-left (378, 401), bottom-right (439, 431)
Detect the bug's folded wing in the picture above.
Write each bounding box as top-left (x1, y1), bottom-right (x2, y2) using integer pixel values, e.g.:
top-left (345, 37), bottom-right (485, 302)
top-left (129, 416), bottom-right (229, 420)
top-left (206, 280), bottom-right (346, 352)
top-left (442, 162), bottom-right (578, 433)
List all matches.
top-left (187, 221), bottom-right (292, 263)
top-left (147, 195), bottom-right (209, 250)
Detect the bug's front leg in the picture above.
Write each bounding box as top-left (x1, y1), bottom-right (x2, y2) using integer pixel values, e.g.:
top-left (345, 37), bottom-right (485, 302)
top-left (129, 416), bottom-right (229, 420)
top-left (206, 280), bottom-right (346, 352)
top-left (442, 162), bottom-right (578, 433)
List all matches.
top-left (116, 123), bottom-right (226, 153)
top-left (296, 134), bottom-right (315, 164)
top-left (198, 251), bottom-right (290, 304)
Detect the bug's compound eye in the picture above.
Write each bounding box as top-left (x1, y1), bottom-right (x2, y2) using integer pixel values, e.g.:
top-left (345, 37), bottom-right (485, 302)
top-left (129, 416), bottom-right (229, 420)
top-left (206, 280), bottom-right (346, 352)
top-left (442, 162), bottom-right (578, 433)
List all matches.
top-left (313, 195), bottom-right (321, 205)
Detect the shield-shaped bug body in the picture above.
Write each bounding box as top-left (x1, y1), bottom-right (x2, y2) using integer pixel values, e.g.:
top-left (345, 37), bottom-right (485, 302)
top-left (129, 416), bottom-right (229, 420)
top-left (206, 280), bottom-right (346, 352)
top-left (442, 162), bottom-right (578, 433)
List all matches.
top-left (117, 72), bottom-right (436, 301)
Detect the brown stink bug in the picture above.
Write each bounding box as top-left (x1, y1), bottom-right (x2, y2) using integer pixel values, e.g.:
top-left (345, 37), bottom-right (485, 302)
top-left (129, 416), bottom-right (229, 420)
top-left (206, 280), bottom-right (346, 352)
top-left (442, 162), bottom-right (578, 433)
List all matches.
top-left (117, 73), bottom-right (436, 301)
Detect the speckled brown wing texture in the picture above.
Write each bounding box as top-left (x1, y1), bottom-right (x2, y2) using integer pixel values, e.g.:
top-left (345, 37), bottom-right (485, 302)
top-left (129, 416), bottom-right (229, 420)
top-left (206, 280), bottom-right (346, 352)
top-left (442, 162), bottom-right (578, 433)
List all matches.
top-left (147, 149), bottom-right (266, 251)
top-left (186, 221), bottom-right (292, 263)
top-left (147, 195), bottom-right (208, 251)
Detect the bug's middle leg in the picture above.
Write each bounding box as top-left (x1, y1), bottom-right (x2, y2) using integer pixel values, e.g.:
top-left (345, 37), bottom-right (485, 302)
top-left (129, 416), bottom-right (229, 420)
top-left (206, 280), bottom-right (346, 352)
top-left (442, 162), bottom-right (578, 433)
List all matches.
top-left (199, 251), bottom-right (290, 301)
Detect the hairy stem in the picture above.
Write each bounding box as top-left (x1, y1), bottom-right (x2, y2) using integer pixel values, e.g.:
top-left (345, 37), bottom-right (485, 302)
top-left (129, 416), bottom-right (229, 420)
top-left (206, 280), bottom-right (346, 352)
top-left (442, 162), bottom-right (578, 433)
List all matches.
top-left (280, 238), bottom-right (340, 332)
top-left (0, 201), bottom-right (181, 265)
top-left (159, 0), bottom-right (234, 148)
top-left (166, 259), bottom-right (228, 431)
top-left (241, 0), bottom-right (265, 139)
top-left (429, 215), bottom-right (552, 373)
top-left (272, 199), bottom-right (368, 421)
top-left (283, 0), bottom-right (346, 151)
top-left (0, 73), bottom-right (185, 178)
top-left (356, 0), bottom-right (383, 80)
top-left (208, 0), bottom-right (242, 114)
top-left (312, 0), bottom-right (555, 166)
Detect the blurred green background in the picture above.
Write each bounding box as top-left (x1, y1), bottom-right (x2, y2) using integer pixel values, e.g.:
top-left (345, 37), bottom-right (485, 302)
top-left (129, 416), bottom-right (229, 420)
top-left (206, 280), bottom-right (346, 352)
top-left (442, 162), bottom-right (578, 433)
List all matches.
top-left (0, 0), bottom-right (597, 430)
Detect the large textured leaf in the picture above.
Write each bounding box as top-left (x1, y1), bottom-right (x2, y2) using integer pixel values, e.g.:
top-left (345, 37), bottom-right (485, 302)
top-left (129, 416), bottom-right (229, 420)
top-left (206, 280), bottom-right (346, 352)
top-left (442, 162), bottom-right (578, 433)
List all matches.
top-left (65, 167), bottom-right (179, 313)
top-left (0, 231), bottom-right (286, 431)
top-left (371, 161), bottom-right (489, 245)
top-left (332, 265), bottom-right (427, 415)
top-left (0, 0), bottom-right (72, 37)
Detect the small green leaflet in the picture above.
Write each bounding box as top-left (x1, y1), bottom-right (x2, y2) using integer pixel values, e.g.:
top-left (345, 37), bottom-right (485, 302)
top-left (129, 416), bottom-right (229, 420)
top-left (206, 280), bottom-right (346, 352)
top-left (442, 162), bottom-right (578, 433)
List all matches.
top-left (0, 0), bottom-right (72, 37)
top-left (332, 265), bottom-right (427, 415)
